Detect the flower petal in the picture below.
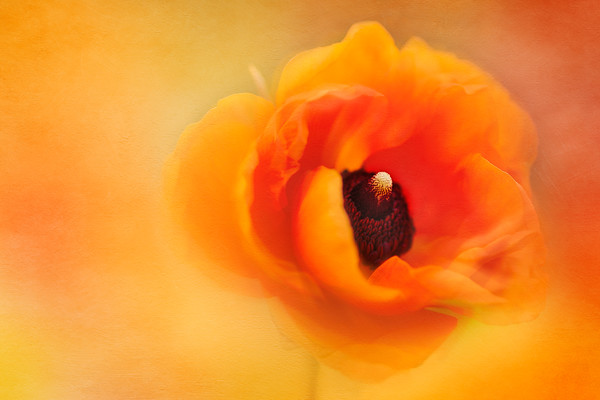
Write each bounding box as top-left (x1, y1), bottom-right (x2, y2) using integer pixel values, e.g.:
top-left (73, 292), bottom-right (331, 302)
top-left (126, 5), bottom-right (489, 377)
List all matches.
top-left (411, 154), bottom-right (545, 322)
top-left (164, 93), bottom-right (274, 283)
top-left (420, 80), bottom-right (538, 188)
top-left (279, 22), bottom-right (537, 188)
top-left (293, 167), bottom-right (433, 314)
top-left (249, 85), bottom-right (391, 260)
top-left (293, 167), bottom-right (389, 302)
top-left (365, 134), bottom-right (545, 323)
top-left (398, 37), bottom-right (538, 187)
top-left (270, 279), bottom-right (457, 381)
top-left (445, 156), bottom-right (546, 322)
top-left (276, 22), bottom-right (403, 103)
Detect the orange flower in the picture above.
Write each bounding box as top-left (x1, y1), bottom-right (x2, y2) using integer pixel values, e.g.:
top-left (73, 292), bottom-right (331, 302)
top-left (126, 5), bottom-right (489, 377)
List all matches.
top-left (165, 22), bottom-right (546, 378)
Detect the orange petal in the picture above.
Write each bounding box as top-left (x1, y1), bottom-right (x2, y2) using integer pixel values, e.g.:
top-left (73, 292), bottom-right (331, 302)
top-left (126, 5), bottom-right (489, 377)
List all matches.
top-left (249, 85), bottom-right (390, 260)
top-left (421, 79), bottom-right (537, 189)
top-left (276, 22), bottom-right (404, 103)
top-left (409, 155), bottom-right (546, 322)
top-left (293, 167), bottom-right (430, 314)
top-left (451, 154), bottom-right (542, 248)
top-left (368, 257), bottom-right (434, 309)
top-left (363, 140), bottom-right (476, 254)
top-left (368, 256), bottom-right (414, 288)
top-left (278, 24), bottom-right (536, 186)
top-left (447, 154), bottom-right (546, 322)
top-left (450, 231), bottom-right (546, 324)
top-left (397, 37), bottom-right (537, 184)
top-left (365, 146), bottom-right (545, 322)
top-left (364, 142), bottom-right (541, 265)
top-left (164, 93), bottom-right (274, 284)
top-left (293, 167), bottom-right (381, 297)
top-left (415, 266), bottom-right (506, 308)
top-left (269, 290), bottom-right (457, 381)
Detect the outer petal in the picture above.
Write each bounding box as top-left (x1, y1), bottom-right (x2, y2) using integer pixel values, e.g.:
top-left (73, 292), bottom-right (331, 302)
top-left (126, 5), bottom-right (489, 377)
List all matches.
top-left (419, 78), bottom-right (538, 188)
top-left (400, 37), bottom-right (538, 187)
top-left (276, 22), bottom-right (404, 104)
top-left (164, 93), bottom-right (274, 284)
top-left (270, 293), bottom-right (457, 382)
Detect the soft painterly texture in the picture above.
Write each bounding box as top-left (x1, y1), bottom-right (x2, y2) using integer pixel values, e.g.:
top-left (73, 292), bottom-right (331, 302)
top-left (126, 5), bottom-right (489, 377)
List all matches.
top-left (166, 21), bottom-right (545, 379)
top-left (1, 1), bottom-right (599, 399)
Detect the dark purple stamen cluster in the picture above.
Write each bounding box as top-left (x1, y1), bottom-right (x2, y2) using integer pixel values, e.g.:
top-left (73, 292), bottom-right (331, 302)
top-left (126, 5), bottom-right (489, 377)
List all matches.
top-left (342, 169), bottom-right (414, 268)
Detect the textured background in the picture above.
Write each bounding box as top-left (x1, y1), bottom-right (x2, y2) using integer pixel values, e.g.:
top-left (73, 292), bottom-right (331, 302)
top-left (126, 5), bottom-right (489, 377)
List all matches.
top-left (1, 0), bottom-right (599, 398)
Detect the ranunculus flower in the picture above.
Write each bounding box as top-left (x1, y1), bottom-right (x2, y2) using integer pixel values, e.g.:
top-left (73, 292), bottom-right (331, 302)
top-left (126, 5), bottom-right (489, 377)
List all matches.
top-left (165, 22), bottom-right (546, 379)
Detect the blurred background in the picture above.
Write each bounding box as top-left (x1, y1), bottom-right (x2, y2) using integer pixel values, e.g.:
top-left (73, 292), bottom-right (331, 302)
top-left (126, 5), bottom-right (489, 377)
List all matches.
top-left (1, 0), bottom-right (599, 398)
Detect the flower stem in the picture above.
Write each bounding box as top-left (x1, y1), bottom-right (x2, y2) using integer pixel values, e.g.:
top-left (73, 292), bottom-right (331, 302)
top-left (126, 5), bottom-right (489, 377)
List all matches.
top-left (307, 354), bottom-right (320, 400)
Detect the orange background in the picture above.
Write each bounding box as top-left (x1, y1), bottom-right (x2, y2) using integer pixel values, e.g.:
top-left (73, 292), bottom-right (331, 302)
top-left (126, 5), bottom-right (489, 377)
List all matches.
top-left (1, 1), bottom-right (599, 398)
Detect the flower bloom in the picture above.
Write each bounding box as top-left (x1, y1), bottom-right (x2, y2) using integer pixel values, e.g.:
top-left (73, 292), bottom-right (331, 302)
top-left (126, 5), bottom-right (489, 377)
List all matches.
top-left (165, 22), bottom-right (546, 378)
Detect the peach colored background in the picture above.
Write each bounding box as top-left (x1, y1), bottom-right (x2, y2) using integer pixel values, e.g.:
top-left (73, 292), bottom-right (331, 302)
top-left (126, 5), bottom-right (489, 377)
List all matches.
top-left (1, 1), bottom-right (599, 398)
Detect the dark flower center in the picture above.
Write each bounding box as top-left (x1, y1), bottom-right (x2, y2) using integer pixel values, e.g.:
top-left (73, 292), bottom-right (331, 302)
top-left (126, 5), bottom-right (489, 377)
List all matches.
top-left (342, 169), bottom-right (414, 268)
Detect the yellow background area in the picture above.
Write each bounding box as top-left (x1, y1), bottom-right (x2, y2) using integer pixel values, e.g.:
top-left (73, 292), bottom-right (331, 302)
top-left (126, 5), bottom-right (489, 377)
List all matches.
top-left (1, 1), bottom-right (599, 398)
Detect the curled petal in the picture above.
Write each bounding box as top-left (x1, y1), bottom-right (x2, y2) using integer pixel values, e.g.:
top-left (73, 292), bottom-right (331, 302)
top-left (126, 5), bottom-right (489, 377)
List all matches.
top-left (293, 167), bottom-right (431, 314)
top-left (293, 167), bottom-right (390, 303)
top-left (249, 85), bottom-right (393, 260)
top-left (422, 155), bottom-right (544, 322)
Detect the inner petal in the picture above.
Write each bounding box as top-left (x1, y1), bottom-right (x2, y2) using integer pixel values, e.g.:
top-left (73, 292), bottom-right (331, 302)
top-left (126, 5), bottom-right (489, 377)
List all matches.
top-left (249, 85), bottom-right (391, 261)
top-left (363, 140), bottom-right (471, 267)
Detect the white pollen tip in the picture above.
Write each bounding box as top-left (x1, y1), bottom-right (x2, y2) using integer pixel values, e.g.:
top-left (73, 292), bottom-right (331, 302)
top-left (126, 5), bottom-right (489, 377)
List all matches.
top-left (369, 172), bottom-right (393, 201)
